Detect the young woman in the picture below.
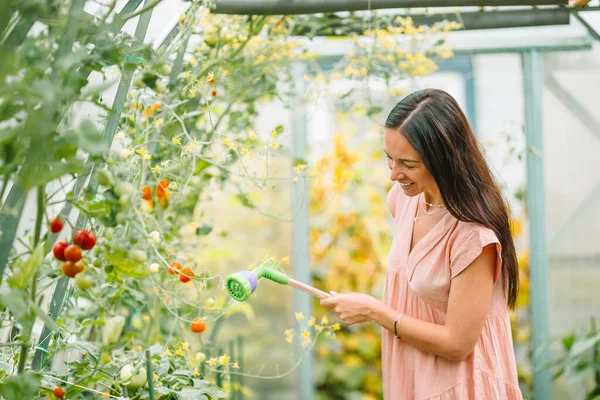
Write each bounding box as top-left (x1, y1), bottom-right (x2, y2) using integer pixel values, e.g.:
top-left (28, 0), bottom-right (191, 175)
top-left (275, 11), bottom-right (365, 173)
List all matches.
top-left (321, 89), bottom-right (523, 399)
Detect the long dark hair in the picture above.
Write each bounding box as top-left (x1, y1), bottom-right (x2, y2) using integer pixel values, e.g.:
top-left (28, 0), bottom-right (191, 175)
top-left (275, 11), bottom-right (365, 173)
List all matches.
top-left (385, 88), bottom-right (518, 309)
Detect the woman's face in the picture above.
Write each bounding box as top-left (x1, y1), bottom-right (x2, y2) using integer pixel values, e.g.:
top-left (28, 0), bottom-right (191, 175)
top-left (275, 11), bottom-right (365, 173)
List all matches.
top-left (383, 127), bottom-right (438, 198)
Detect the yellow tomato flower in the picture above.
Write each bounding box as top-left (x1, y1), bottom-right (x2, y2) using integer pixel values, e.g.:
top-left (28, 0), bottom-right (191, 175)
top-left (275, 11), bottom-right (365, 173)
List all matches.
top-left (308, 317), bottom-right (316, 326)
top-left (161, 160), bottom-right (170, 167)
top-left (282, 256), bottom-right (290, 264)
top-left (284, 329), bottom-right (293, 336)
top-left (143, 154), bottom-right (151, 160)
top-left (249, 132), bottom-right (257, 141)
top-left (207, 357), bottom-right (217, 367)
top-left (136, 148), bottom-right (147, 156)
top-left (151, 165), bottom-right (161, 173)
top-left (181, 341), bottom-right (190, 350)
top-left (232, 361), bottom-right (239, 369)
top-left (292, 177), bottom-right (299, 183)
top-left (294, 166), bottom-right (301, 174)
top-left (176, 346), bottom-right (185, 356)
top-left (332, 323), bottom-right (341, 331)
top-left (196, 352), bottom-right (206, 362)
top-left (270, 141), bottom-right (278, 149)
top-left (219, 354), bottom-right (230, 364)
top-left (192, 367), bottom-right (200, 377)
top-left (321, 315), bottom-right (328, 325)
top-left (285, 336), bottom-right (294, 343)
top-left (155, 117), bottom-right (164, 126)
top-left (172, 137), bottom-right (181, 145)
top-left (301, 330), bottom-right (310, 338)
top-left (206, 72), bottom-right (215, 84)
top-left (315, 325), bottom-right (323, 332)
top-left (222, 138), bottom-right (229, 146)
top-left (163, 348), bottom-right (172, 356)
top-left (295, 312), bottom-right (304, 321)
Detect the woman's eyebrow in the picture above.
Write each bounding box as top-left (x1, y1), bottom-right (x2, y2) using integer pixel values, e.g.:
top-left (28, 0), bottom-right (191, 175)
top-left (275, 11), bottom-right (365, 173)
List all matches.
top-left (383, 149), bottom-right (420, 163)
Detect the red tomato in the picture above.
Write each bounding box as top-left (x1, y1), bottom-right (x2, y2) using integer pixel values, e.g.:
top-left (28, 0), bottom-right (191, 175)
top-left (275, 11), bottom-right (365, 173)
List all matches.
top-left (52, 241), bottom-right (69, 261)
top-left (179, 268), bottom-right (195, 283)
top-left (53, 387), bottom-right (65, 398)
top-left (73, 230), bottom-right (96, 250)
top-left (49, 218), bottom-right (63, 233)
top-left (62, 261), bottom-right (85, 278)
top-left (168, 262), bottom-right (181, 275)
top-left (191, 317), bottom-right (206, 333)
top-left (64, 244), bottom-right (82, 262)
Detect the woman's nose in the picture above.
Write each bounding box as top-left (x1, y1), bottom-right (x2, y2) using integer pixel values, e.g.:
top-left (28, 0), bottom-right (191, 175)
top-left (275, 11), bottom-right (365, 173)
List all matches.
top-left (390, 166), bottom-right (404, 182)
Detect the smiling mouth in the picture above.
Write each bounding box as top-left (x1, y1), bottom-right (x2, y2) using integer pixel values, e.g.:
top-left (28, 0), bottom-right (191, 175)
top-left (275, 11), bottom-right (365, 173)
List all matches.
top-left (400, 182), bottom-right (414, 188)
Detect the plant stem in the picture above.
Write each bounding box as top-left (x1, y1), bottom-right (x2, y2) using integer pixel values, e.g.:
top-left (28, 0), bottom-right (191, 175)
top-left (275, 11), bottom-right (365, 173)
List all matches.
top-left (0, 175), bottom-right (9, 207)
top-left (17, 184), bottom-right (45, 374)
top-left (146, 349), bottom-right (155, 399)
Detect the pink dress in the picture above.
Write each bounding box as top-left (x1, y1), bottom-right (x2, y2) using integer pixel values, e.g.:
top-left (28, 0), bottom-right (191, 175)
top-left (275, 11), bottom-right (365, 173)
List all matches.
top-left (382, 183), bottom-right (523, 399)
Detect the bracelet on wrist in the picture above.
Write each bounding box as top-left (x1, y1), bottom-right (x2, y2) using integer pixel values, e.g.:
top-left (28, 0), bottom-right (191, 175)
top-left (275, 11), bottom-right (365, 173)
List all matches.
top-left (393, 313), bottom-right (405, 339)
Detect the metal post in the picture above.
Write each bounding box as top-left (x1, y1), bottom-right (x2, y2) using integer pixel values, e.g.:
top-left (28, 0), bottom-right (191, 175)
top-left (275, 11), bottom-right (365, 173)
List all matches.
top-left (290, 62), bottom-right (315, 400)
top-left (521, 49), bottom-right (552, 400)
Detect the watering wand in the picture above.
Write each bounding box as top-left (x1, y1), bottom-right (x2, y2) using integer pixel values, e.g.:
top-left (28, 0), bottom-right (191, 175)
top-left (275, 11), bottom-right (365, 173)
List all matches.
top-left (225, 259), bottom-right (330, 302)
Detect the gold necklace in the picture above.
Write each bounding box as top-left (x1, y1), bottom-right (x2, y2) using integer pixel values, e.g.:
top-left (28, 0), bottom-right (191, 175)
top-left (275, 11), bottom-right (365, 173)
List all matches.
top-left (414, 194), bottom-right (447, 222)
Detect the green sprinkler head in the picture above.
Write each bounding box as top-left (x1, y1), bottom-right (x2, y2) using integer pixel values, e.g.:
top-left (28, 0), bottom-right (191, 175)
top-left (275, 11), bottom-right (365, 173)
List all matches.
top-left (225, 259), bottom-right (290, 302)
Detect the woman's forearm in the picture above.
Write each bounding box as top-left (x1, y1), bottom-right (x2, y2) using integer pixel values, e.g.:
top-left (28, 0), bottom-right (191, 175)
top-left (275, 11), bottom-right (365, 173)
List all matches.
top-left (368, 301), bottom-right (465, 362)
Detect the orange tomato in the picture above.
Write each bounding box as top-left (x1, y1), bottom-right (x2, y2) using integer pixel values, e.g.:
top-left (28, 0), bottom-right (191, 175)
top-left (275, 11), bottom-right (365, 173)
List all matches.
top-left (179, 268), bottom-right (195, 283)
top-left (168, 262), bottom-right (181, 275)
top-left (191, 317), bottom-right (206, 333)
top-left (142, 186), bottom-right (152, 200)
top-left (53, 387), bottom-right (65, 398)
top-left (62, 261), bottom-right (85, 278)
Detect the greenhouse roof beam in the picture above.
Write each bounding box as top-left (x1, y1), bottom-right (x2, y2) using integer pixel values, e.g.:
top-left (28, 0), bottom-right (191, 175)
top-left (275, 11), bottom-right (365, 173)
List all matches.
top-left (211, 0), bottom-right (567, 15)
top-left (573, 12), bottom-right (600, 41)
top-left (291, 8), bottom-right (570, 35)
top-left (406, 8), bottom-right (569, 30)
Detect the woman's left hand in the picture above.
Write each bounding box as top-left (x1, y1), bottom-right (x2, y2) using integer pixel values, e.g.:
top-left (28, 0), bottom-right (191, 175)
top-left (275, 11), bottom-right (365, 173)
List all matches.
top-left (320, 292), bottom-right (380, 325)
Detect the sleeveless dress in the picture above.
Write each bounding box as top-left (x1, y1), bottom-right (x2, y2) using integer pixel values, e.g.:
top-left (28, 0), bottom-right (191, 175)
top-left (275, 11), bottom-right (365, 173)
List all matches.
top-left (382, 183), bottom-right (523, 399)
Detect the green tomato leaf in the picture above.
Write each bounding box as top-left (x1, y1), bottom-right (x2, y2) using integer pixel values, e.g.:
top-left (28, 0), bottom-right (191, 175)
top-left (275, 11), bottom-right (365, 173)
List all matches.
top-left (56, 47), bottom-right (89, 70)
top-left (78, 121), bottom-right (109, 155)
top-left (1, 372), bottom-right (40, 400)
top-left (80, 79), bottom-right (118, 99)
top-left (30, 301), bottom-right (57, 331)
top-left (195, 224), bottom-right (213, 236)
top-left (234, 193), bottom-right (254, 209)
top-left (105, 249), bottom-right (149, 278)
top-left (192, 380), bottom-right (230, 398)
top-left (8, 243), bottom-right (44, 289)
top-left (292, 157), bottom-right (307, 167)
top-left (0, 287), bottom-right (34, 335)
top-left (569, 333), bottom-right (600, 358)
